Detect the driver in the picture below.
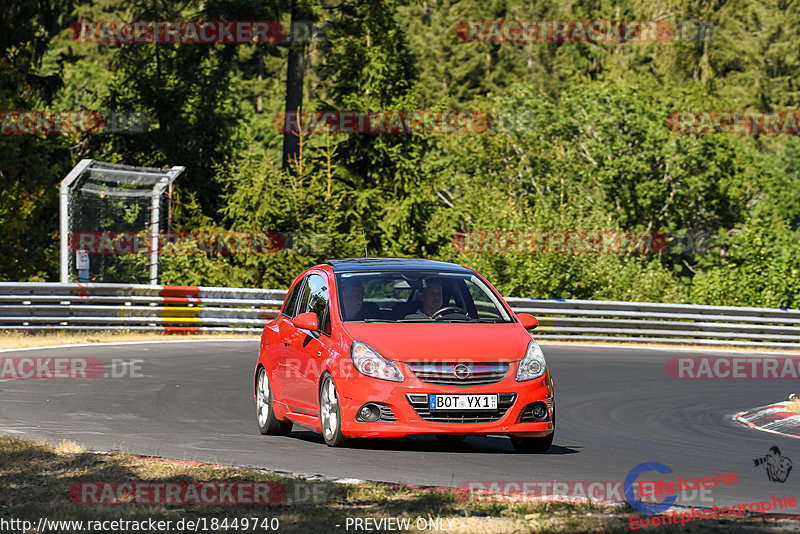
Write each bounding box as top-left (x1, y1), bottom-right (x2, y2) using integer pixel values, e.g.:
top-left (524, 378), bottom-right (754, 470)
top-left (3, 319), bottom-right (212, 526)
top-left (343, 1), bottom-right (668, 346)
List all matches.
top-left (411, 278), bottom-right (443, 318)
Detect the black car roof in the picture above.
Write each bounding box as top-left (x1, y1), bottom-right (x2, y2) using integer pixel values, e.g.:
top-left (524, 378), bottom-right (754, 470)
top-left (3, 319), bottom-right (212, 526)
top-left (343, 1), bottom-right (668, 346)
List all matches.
top-left (326, 257), bottom-right (471, 273)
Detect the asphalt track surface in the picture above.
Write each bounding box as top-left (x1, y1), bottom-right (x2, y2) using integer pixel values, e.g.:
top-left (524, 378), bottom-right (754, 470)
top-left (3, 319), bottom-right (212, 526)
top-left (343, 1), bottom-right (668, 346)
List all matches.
top-left (0, 340), bottom-right (797, 510)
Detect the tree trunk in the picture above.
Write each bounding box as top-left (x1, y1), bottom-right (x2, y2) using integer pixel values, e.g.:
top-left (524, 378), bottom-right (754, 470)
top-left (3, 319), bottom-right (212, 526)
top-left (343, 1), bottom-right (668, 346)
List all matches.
top-left (282, 1), bottom-right (311, 173)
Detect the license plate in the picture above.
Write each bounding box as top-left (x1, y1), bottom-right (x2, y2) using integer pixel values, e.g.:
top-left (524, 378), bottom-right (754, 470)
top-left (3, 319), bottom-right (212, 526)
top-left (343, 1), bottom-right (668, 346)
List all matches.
top-left (429, 394), bottom-right (497, 410)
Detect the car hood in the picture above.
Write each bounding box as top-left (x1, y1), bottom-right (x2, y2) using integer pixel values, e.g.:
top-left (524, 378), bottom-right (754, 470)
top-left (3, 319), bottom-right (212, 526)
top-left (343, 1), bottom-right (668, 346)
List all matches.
top-left (341, 322), bottom-right (532, 363)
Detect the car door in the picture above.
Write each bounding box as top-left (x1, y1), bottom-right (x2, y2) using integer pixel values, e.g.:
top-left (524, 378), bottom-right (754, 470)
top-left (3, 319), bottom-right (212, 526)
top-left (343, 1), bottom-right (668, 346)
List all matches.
top-left (284, 273), bottom-right (331, 414)
top-left (271, 276), bottom-right (305, 404)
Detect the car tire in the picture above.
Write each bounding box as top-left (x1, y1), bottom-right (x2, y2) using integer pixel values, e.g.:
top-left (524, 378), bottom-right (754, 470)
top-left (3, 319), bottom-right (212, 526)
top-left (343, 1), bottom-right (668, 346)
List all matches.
top-left (319, 375), bottom-right (348, 447)
top-left (512, 402), bottom-right (554, 453)
top-left (256, 367), bottom-right (292, 436)
top-left (511, 432), bottom-right (553, 453)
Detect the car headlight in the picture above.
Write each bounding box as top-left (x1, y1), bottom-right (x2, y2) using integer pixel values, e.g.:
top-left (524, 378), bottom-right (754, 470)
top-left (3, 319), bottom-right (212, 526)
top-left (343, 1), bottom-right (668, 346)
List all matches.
top-left (516, 340), bottom-right (547, 381)
top-left (351, 341), bottom-right (404, 382)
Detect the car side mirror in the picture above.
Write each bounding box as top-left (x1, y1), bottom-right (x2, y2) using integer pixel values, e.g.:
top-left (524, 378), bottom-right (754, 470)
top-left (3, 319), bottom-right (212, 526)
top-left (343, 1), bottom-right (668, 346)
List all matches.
top-left (518, 313), bottom-right (538, 329)
top-left (292, 312), bottom-right (319, 331)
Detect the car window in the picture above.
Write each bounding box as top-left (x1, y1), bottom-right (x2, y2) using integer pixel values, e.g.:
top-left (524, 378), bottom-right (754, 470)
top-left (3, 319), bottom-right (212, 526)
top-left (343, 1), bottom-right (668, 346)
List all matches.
top-left (467, 280), bottom-right (505, 320)
top-left (335, 271), bottom-right (513, 322)
top-left (296, 274), bottom-right (330, 334)
top-left (281, 277), bottom-right (304, 318)
top-left (320, 306), bottom-right (331, 335)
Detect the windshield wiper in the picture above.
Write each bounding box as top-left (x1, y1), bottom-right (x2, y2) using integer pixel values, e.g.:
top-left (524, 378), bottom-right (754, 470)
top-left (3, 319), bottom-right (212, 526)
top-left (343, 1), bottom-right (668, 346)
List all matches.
top-left (396, 318), bottom-right (436, 322)
top-left (359, 318), bottom-right (398, 323)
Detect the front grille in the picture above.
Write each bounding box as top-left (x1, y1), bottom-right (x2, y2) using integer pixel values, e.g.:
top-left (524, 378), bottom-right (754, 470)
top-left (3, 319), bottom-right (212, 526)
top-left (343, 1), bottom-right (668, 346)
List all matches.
top-left (406, 393), bottom-right (517, 423)
top-left (405, 362), bottom-right (510, 386)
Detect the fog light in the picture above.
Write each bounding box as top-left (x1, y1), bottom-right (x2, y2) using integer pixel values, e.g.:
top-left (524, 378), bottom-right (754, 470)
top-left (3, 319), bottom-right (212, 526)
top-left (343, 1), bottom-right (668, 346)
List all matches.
top-left (532, 403), bottom-right (548, 420)
top-left (357, 403), bottom-right (381, 422)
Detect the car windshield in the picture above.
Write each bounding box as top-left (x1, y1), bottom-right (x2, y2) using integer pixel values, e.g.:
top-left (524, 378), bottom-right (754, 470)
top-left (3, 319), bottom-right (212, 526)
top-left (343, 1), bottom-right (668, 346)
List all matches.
top-left (335, 270), bottom-right (514, 323)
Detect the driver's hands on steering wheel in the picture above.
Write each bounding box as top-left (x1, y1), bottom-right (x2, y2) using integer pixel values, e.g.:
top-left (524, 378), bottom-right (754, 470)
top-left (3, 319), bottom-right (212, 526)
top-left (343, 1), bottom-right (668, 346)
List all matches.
top-left (431, 306), bottom-right (468, 319)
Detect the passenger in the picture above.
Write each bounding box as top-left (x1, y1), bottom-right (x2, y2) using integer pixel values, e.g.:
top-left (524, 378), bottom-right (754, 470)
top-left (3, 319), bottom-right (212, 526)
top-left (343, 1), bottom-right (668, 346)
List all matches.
top-left (340, 280), bottom-right (379, 321)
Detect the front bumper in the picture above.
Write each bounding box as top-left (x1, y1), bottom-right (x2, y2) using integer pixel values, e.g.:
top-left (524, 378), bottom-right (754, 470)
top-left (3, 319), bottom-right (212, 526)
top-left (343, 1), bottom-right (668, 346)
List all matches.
top-left (336, 363), bottom-right (554, 438)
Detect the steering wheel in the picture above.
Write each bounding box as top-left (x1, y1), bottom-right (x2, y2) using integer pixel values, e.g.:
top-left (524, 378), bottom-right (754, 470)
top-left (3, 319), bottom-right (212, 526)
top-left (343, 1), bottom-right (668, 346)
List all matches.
top-left (431, 306), bottom-right (467, 319)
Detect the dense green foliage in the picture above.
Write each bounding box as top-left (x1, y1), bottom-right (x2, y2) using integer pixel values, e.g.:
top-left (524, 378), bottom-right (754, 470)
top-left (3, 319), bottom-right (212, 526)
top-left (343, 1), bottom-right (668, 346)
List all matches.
top-left (2, 0), bottom-right (799, 308)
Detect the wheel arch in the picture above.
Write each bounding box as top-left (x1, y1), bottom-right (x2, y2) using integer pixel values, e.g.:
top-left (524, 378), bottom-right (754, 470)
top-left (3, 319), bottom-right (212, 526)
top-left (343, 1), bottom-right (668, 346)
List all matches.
top-left (254, 363), bottom-right (266, 399)
top-left (318, 369), bottom-right (333, 397)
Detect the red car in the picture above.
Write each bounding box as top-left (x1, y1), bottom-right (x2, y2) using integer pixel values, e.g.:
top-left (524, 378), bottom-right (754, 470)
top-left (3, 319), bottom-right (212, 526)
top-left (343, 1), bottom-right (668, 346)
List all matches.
top-left (253, 258), bottom-right (555, 453)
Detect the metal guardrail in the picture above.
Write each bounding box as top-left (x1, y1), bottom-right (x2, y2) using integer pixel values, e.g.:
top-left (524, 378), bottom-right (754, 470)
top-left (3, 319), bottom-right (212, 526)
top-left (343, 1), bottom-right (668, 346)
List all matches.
top-left (1, 283), bottom-right (799, 348)
top-left (0, 283), bottom-right (284, 333)
top-left (506, 297), bottom-right (800, 348)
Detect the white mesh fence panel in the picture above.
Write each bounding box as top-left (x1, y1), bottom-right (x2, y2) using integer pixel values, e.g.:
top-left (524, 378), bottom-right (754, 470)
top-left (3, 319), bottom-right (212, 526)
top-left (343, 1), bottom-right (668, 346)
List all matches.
top-left (60, 160), bottom-right (184, 284)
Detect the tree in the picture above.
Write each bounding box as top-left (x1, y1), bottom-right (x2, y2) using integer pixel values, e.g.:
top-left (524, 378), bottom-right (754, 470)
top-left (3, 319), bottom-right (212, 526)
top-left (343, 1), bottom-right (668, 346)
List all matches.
top-left (0, 0), bottom-right (75, 281)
